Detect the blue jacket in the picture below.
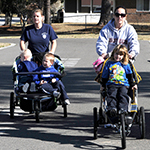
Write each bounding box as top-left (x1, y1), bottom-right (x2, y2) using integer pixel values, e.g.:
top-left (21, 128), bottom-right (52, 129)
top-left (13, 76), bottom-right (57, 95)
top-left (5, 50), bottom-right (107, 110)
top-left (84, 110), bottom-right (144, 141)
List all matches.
top-left (18, 61), bottom-right (38, 72)
top-left (33, 65), bottom-right (59, 85)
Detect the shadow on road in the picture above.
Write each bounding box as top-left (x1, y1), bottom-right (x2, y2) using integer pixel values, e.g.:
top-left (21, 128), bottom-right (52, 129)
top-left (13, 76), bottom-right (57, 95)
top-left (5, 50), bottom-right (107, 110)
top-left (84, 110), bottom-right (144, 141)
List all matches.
top-left (0, 66), bottom-right (150, 149)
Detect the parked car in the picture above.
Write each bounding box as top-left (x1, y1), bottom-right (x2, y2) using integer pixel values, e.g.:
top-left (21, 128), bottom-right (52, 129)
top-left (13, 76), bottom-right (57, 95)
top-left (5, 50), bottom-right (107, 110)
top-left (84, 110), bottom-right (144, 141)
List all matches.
top-left (93, 7), bottom-right (101, 13)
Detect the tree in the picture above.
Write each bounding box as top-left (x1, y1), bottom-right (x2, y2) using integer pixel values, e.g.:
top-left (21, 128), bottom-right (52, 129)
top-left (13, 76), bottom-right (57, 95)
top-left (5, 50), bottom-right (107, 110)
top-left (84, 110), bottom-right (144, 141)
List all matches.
top-left (1, 0), bottom-right (18, 26)
top-left (97, 0), bottom-right (111, 26)
top-left (0, 0), bottom-right (64, 26)
top-left (44, 0), bottom-right (51, 24)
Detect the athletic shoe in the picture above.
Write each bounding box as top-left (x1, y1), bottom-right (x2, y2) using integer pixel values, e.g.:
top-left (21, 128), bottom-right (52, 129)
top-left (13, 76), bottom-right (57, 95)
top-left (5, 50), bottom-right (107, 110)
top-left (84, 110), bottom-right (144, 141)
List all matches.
top-left (64, 99), bottom-right (70, 105)
top-left (22, 83), bottom-right (29, 93)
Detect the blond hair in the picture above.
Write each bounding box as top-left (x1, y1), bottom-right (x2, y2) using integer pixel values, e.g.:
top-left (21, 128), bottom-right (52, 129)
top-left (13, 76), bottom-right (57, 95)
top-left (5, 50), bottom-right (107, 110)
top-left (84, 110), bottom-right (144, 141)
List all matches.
top-left (21, 49), bottom-right (32, 61)
top-left (43, 53), bottom-right (55, 63)
top-left (110, 45), bottom-right (129, 65)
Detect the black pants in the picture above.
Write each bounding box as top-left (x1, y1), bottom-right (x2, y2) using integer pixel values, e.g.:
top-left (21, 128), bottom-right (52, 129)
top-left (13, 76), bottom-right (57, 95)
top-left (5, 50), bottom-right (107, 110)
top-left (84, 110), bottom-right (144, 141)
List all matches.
top-left (106, 84), bottom-right (129, 111)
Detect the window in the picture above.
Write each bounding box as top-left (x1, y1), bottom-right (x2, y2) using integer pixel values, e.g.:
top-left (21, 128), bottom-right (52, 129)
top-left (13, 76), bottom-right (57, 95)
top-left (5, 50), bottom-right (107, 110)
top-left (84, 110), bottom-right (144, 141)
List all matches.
top-left (137, 0), bottom-right (150, 11)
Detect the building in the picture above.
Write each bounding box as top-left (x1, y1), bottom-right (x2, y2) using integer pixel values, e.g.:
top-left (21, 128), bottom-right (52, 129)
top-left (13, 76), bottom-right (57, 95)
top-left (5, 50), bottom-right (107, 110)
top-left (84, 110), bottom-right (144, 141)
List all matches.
top-left (63, 0), bottom-right (150, 23)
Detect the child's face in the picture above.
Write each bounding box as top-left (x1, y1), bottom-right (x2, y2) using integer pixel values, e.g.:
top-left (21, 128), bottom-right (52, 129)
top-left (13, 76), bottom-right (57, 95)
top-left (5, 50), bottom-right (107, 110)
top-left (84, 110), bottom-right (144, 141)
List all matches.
top-left (114, 51), bottom-right (124, 62)
top-left (42, 56), bottom-right (53, 68)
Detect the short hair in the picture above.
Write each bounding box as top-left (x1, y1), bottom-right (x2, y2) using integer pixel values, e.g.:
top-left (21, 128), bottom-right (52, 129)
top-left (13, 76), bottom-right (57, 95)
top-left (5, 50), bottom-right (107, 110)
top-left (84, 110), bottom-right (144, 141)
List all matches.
top-left (32, 8), bottom-right (43, 16)
top-left (20, 49), bottom-right (32, 61)
top-left (43, 53), bottom-right (55, 62)
top-left (110, 45), bottom-right (129, 65)
top-left (21, 49), bottom-right (32, 58)
top-left (114, 6), bottom-right (127, 14)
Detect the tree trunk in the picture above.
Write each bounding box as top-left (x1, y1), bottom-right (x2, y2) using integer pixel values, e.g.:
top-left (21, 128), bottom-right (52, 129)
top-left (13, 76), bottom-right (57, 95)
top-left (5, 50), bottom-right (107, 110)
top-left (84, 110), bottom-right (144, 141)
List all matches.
top-left (44, 0), bottom-right (51, 24)
top-left (4, 12), bottom-right (10, 26)
top-left (97, 0), bottom-right (111, 26)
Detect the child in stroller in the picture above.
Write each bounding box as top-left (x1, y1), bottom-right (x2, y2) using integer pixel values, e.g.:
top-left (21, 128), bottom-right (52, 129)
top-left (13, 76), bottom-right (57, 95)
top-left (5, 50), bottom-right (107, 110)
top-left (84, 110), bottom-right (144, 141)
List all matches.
top-left (100, 44), bottom-right (137, 119)
top-left (17, 49), bottom-right (38, 93)
top-left (33, 53), bottom-right (70, 105)
top-left (93, 45), bottom-right (145, 149)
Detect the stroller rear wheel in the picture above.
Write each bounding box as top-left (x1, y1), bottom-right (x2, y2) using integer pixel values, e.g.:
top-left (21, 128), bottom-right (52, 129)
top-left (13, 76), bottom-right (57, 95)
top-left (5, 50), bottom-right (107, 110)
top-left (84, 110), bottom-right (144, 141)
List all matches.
top-left (63, 104), bottom-right (67, 118)
top-left (93, 107), bottom-right (98, 139)
top-left (139, 106), bottom-right (145, 139)
top-left (10, 92), bottom-right (15, 118)
top-left (120, 113), bottom-right (126, 149)
top-left (35, 101), bottom-right (40, 123)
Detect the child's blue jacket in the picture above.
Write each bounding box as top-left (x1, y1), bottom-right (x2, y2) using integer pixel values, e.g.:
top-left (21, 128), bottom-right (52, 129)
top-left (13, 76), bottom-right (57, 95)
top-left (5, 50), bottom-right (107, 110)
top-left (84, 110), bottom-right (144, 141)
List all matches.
top-left (33, 65), bottom-right (59, 85)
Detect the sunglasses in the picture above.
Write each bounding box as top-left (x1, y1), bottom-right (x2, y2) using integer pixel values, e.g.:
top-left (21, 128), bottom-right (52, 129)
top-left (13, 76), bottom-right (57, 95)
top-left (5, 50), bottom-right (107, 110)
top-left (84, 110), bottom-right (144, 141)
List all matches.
top-left (115, 13), bottom-right (126, 18)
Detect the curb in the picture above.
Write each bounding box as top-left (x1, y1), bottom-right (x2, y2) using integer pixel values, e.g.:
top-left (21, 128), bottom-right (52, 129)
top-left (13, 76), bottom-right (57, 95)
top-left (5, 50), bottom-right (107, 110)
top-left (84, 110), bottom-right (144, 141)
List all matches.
top-left (0, 43), bottom-right (16, 50)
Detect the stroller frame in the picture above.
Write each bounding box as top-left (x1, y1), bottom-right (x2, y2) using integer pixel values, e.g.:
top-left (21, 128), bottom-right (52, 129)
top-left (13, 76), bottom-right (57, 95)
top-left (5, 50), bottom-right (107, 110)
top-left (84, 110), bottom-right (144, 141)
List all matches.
top-left (10, 71), bottom-right (67, 123)
top-left (93, 87), bottom-right (146, 149)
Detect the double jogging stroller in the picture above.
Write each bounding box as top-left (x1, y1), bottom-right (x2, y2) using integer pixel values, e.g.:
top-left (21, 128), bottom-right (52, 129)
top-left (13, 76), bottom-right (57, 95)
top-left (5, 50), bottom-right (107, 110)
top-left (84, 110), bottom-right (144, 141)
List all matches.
top-left (10, 54), bottom-right (67, 122)
top-left (93, 58), bottom-right (145, 149)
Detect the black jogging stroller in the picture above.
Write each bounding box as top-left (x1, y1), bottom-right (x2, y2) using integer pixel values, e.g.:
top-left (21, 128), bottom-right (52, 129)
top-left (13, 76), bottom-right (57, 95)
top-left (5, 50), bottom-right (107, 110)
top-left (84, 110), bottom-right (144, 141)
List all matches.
top-left (93, 58), bottom-right (145, 149)
top-left (10, 54), bottom-right (67, 123)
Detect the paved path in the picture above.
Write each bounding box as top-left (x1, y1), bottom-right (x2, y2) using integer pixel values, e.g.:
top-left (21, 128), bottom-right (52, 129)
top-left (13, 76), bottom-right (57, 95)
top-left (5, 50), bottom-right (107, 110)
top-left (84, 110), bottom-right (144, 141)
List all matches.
top-left (0, 38), bottom-right (150, 150)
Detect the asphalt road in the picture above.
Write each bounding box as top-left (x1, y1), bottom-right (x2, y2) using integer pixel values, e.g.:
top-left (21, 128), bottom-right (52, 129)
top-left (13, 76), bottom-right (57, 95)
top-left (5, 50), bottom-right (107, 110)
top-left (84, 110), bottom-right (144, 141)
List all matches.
top-left (0, 38), bottom-right (150, 150)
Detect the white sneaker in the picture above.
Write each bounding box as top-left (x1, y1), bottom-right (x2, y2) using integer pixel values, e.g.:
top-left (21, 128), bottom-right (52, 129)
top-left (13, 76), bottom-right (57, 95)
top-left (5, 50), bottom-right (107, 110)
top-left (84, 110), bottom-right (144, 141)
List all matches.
top-left (22, 83), bottom-right (29, 93)
top-left (30, 82), bottom-right (36, 92)
top-left (64, 99), bottom-right (70, 105)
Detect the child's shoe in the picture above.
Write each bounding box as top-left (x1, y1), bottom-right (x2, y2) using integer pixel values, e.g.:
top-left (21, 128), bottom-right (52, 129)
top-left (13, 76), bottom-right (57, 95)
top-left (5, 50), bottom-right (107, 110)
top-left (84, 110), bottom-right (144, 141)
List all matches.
top-left (64, 99), bottom-right (70, 105)
top-left (30, 82), bottom-right (36, 92)
top-left (53, 91), bottom-right (61, 98)
top-left (22, 83), bottom-right (29, 93)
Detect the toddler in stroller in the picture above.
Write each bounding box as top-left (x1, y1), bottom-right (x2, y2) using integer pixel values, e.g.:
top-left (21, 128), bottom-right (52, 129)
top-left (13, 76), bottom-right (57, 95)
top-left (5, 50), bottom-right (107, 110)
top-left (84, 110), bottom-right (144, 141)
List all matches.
top-left (17, 49), bottom-right (38, 93)
top-left (33, 52), bottom-right (70, 106)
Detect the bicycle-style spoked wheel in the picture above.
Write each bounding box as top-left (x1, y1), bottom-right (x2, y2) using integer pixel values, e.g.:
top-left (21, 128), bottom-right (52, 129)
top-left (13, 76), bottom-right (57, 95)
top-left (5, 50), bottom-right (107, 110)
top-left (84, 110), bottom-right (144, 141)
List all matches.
top-left (93, 107), bottom-right (98, 139)
top-left (139, 107), bottom-right (146, 139)
top-left (10, 92), bottom-right (15, 118)
top-left (120, 113), bottom-right (126, 149)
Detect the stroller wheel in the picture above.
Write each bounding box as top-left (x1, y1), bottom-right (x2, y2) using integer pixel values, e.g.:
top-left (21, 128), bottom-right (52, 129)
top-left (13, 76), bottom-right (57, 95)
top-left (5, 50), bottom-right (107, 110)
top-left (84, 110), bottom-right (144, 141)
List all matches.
top-left (120, 113), bottom-right (126, 149)
top-left (35, 101), bottom-right (40, 123)
top-left (139, 107), bottom-right (146, 139)
top-left (93, 107), bottom-right (98, 139)
top-left (10, 92), bottom-right (15, 118)
top-left (63, 104), bottom-right (67, 118)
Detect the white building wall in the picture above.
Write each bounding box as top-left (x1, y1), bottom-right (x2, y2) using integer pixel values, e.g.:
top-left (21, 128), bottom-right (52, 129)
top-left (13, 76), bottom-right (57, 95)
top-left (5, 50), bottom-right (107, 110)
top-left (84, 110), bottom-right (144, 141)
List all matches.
top-left (63, 13), bottom-right (100, 23)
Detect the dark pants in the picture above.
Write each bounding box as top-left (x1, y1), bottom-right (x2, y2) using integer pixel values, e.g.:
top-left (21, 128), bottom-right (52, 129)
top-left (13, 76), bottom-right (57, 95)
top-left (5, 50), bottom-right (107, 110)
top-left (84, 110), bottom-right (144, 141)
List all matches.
top-left (106, 84), bottom-right (129, 111)
top-left (39, 80), bottom-right (69, 101)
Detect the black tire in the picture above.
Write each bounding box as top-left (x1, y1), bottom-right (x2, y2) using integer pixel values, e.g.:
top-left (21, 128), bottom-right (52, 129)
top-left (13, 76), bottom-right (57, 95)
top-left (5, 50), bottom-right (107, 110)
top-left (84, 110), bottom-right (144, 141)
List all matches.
top-left (139, 107), bottom-right (146, 139)
top-left (10, 92), bottom-right (15, 118)
top-left (120, 113), bottom-right (126, 149)
top-left (63, 104), bottom-right (67, 118)
top-left (93, 107), bottom-right (98, 139)
top-left (35, 101), bottom-right (40, 123)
